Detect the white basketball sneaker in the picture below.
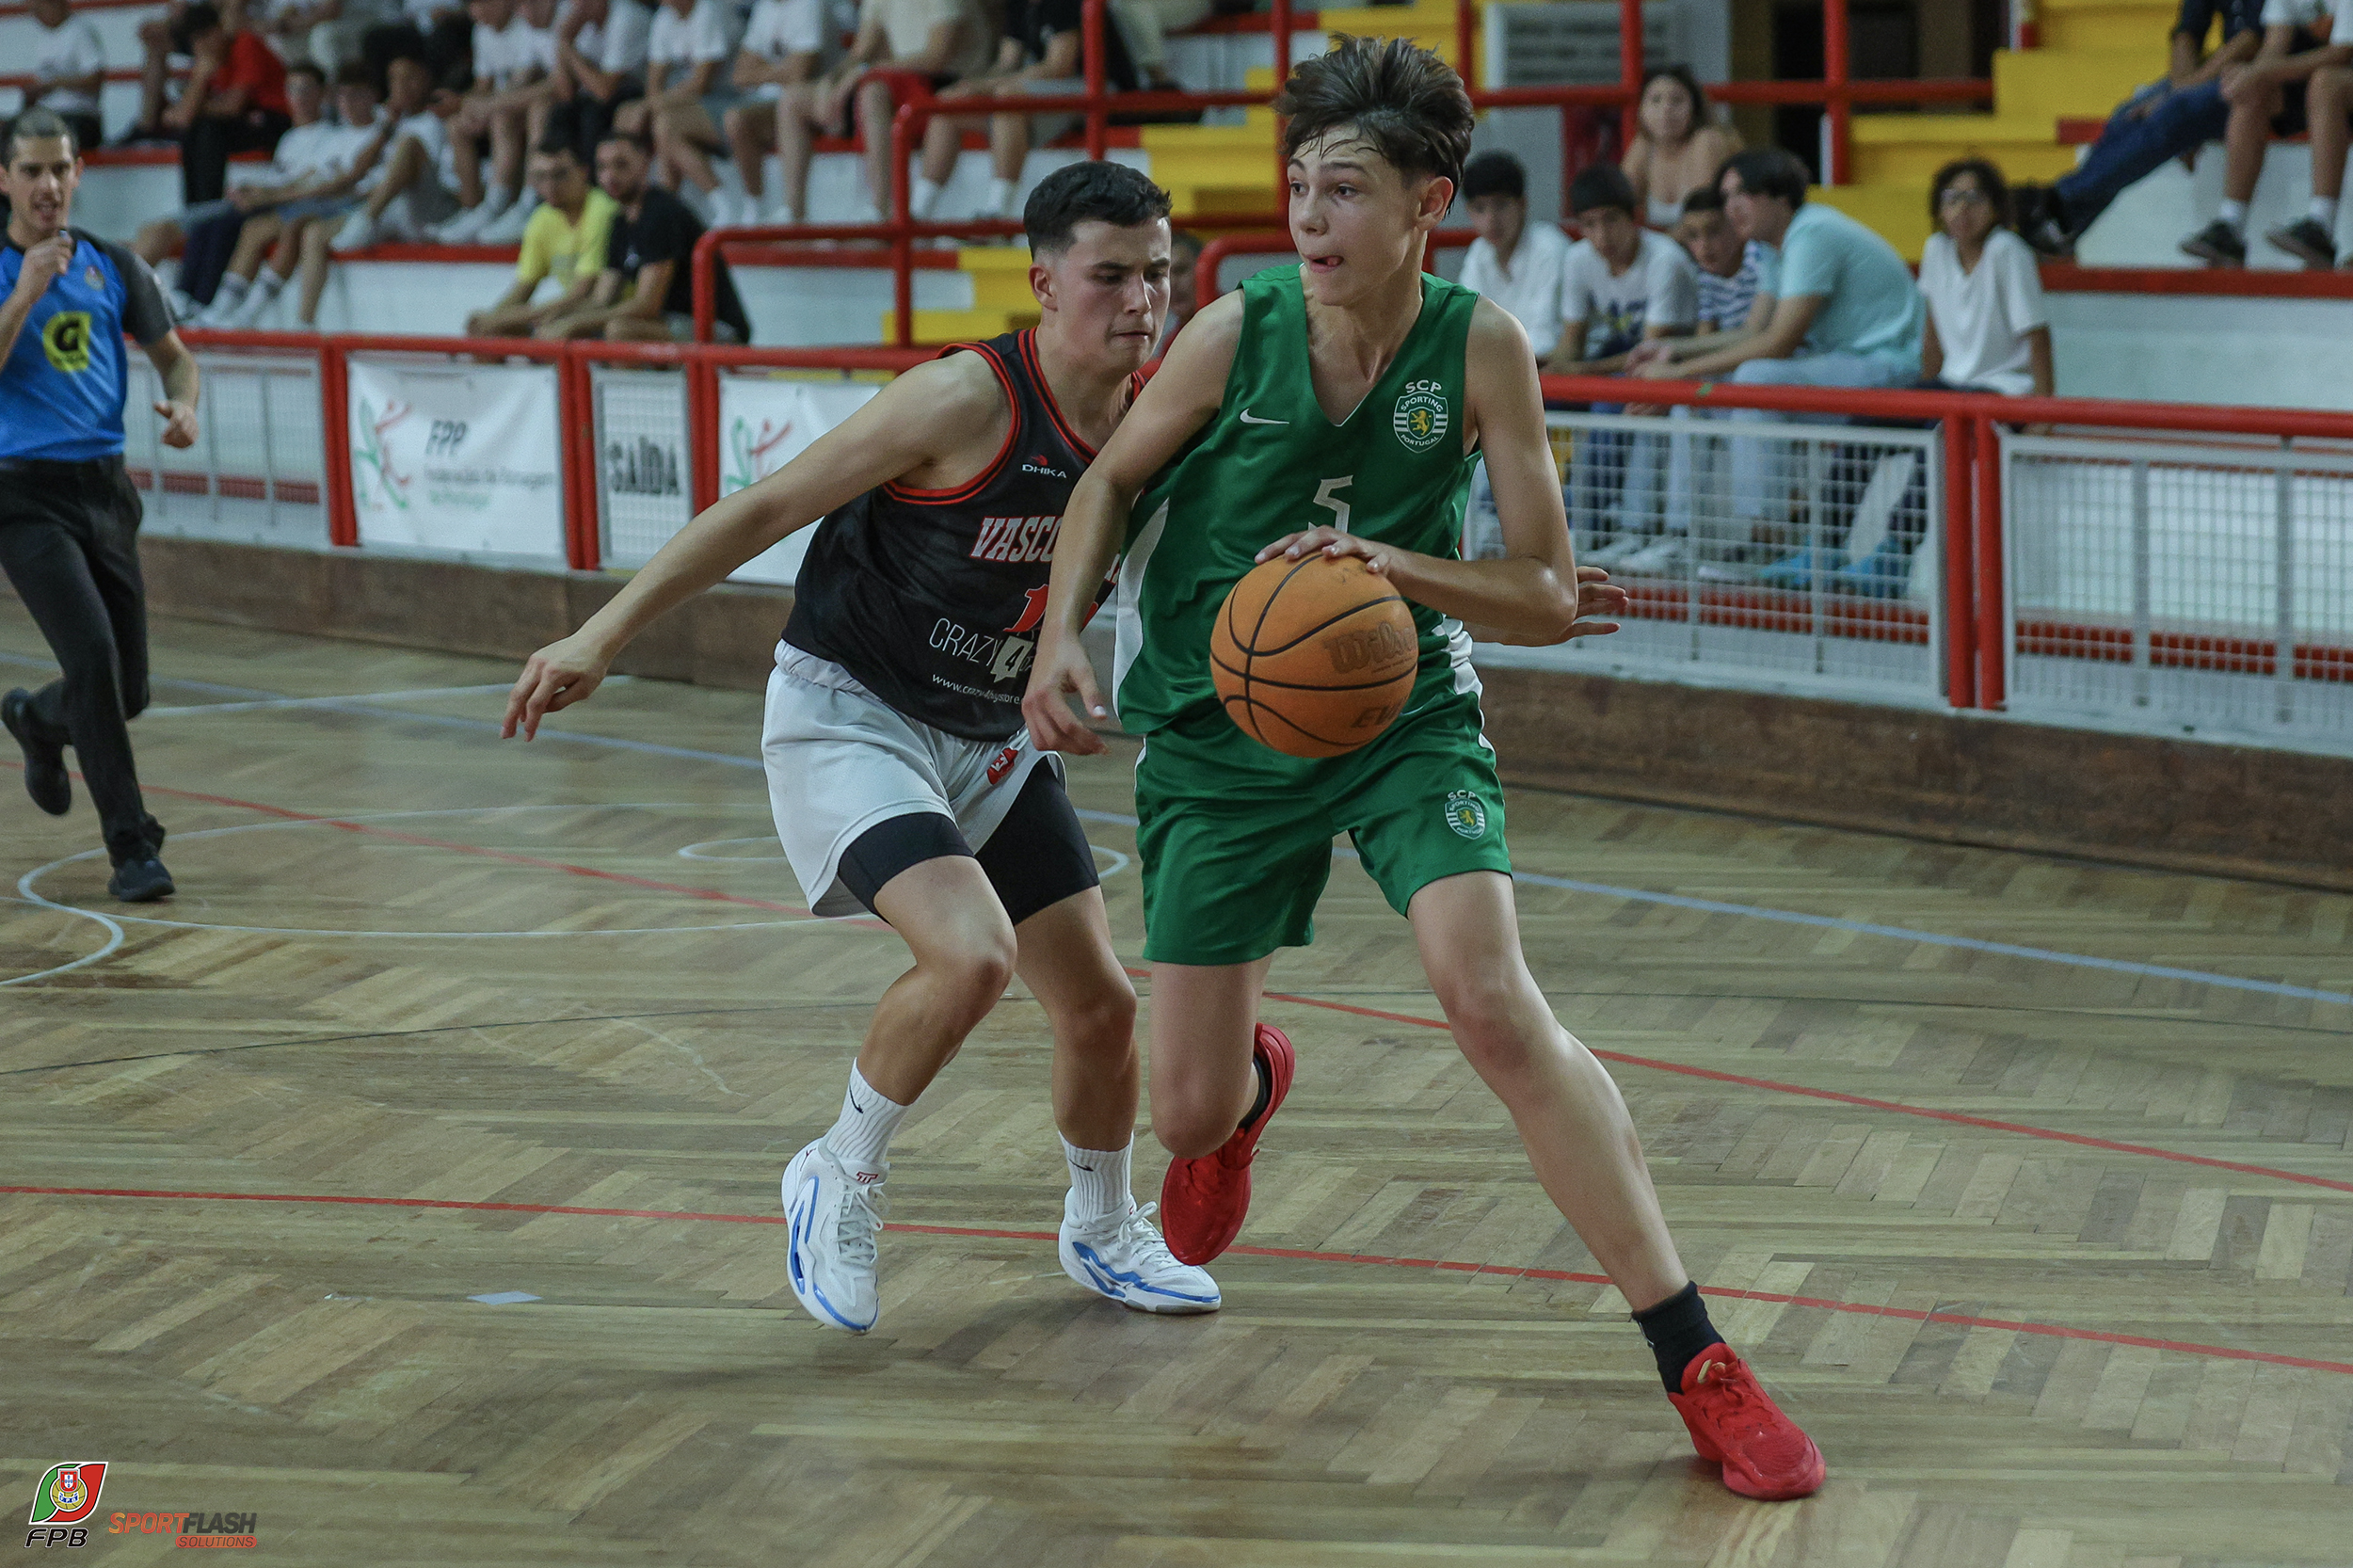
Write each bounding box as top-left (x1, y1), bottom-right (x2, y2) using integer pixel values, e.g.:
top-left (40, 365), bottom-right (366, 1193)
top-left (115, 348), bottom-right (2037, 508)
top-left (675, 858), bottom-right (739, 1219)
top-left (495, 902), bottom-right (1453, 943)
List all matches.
top-left (1059, 1195), bottom-right (1222, 1314)
top-left (781, 1139), bottom-right (884, 1333)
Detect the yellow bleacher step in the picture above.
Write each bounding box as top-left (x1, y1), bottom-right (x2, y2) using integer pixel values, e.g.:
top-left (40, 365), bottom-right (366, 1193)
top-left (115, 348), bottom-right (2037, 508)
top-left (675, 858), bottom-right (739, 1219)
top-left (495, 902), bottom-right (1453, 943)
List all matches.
top-left (884, 306), bottom-right (1042, 344)
top-left (1318, 1), bottom-right (1462, 59)
top-left (1849, 118), bottom-right (2082, 184)
top-left (1992, 46), bottom-right (2165, 120)
top-left (2041, 2), bottom-right (2181, 55)
top-left (1810, 184), bottom-right (1933, 264)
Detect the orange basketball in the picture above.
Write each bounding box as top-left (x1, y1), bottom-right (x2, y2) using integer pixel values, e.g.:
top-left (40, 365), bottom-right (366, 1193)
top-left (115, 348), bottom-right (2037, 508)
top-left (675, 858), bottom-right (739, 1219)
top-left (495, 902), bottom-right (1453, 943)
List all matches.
top-left (1210, 552), bottom-right (1420, 759)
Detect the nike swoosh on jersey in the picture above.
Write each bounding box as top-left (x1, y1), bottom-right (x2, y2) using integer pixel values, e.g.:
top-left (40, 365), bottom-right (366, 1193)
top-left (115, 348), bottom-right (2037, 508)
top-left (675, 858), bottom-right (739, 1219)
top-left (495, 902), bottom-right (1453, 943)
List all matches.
top-left (1237, 409), bottom-right (1288, 424)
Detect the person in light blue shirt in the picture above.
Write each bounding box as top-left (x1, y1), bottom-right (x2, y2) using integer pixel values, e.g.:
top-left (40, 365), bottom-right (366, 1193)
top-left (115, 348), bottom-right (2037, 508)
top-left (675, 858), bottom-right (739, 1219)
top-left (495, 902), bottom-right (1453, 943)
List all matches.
top-left (1628, 147), bottom-right (1924, 579)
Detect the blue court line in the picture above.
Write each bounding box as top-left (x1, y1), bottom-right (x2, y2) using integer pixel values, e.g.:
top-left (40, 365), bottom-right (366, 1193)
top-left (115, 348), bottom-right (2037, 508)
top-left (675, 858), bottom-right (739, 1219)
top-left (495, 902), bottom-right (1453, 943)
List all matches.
top-left (14, 643), bottom-right (2342, 1011)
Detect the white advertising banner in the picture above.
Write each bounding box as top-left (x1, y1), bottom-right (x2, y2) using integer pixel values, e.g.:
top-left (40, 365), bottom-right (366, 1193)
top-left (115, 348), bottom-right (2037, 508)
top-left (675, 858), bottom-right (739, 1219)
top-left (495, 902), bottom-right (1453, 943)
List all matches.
top-left (717, 374), bottom-right (883, 584)
top-left (346, 356), bottom-right (568, 560)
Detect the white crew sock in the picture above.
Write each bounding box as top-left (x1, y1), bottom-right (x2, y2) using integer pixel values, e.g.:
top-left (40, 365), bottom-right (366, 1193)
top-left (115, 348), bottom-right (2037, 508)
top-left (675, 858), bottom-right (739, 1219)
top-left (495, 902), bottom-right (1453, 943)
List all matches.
top-left (909, 177), bottom-right (945, 220)
top-left (479, 183), bottom-right (517, 219)
top-left (2217, 199), bottom-right (2249, 235)
top-left (1062, 1137), bottom-right (1131, 1224)
top-left (227, 268), bottom-right (285, 326)
top-left (210, 273), bottom-right (249, 312)
top-left (2310, 196), bottom-right (2340, 231)
top-left (821, 1064), bottom-right (909, 1176)
top-left (987, 175), bottom-right (1018, 218)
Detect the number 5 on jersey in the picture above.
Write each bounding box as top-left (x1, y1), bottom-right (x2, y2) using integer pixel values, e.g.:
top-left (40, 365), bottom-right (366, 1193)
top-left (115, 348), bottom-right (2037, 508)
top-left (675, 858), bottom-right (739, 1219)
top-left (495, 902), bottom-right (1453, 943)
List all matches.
top-left (1312, 475), bottom-right (1353, 534)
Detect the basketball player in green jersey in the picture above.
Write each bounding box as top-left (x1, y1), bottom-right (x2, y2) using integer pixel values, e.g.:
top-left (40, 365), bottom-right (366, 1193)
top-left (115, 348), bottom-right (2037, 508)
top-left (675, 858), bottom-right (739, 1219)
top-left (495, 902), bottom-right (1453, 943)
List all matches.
top-left (1023, 39), bottom-right (1824, 1500)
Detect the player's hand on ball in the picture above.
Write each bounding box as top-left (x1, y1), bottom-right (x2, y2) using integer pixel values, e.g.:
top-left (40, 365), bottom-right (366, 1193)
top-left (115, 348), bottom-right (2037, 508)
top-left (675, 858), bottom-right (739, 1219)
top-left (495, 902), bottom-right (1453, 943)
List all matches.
top-left (1255, 527), bottom-right (1399, 574)
top-left (1021, 633), bottom-right (1109, 757)
top-left (503, 635), bottom-right (612, 740)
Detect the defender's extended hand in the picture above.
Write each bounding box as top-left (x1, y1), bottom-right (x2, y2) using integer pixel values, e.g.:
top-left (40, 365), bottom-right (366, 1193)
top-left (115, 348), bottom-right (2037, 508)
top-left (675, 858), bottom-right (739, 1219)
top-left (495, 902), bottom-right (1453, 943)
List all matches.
top-left (503, 634), bottom-right (613, 740)
top-left (1569, 564), bottom-right (1627, 638)
top-left (1022, 632), bottom-right (1109, 756)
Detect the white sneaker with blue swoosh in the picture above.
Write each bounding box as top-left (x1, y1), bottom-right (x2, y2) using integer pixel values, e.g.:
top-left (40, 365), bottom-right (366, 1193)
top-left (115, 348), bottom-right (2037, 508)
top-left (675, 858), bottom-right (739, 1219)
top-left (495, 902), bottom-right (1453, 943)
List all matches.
top-left (1059, 1193), bottom-right (1222, 1313)
top-left (782, 1139), bottom-right (884, 1333)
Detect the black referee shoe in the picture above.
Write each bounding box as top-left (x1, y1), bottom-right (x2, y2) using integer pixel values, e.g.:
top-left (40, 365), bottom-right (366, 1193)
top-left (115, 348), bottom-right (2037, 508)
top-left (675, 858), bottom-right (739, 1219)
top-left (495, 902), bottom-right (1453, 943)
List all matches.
top-left (4, 689), bottom-right (72, 817)
top-left (107, 856), bottom-right (176, 904)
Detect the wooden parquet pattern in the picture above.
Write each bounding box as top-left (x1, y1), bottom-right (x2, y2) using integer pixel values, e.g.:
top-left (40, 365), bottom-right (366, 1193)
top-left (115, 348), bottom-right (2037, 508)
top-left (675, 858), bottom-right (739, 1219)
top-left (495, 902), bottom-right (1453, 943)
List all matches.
top-left (3, 602), bottom-right (2351, 1566)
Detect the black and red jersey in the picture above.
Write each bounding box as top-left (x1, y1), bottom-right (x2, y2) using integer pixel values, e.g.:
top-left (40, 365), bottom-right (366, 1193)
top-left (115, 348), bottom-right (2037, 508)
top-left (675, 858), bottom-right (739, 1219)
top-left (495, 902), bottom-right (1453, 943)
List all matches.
top-left (782, 330), bottom-right (1127, 741)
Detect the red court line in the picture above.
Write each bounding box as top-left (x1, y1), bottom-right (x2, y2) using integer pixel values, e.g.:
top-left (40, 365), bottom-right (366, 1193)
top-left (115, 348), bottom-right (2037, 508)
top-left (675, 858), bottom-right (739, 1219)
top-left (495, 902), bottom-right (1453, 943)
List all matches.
top-left (1261, 992), bottom-right (2353, 1197)
top-left (9, 1184), bottom-right (2350, 1379)
top-left (20, 770), bottom-right (2349, 1195)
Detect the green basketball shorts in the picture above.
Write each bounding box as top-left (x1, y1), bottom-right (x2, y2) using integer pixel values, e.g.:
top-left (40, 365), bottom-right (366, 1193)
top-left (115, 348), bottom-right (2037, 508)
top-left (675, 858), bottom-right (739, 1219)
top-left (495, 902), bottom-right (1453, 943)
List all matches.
top-left (1133, 686), bottom-right (1512, 967)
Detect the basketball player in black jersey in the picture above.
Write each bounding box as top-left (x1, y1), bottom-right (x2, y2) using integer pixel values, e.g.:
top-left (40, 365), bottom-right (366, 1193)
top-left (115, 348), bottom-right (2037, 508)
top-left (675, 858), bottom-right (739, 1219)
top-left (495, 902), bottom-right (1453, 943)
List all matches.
top-left (503, 161), bottom-right (1216, 1332)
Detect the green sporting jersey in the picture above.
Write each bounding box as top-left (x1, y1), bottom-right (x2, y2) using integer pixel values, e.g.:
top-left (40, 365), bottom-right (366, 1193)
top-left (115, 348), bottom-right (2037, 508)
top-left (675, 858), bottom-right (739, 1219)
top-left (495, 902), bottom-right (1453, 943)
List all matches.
top-left (1112, 264), bottom-right (1482, 734)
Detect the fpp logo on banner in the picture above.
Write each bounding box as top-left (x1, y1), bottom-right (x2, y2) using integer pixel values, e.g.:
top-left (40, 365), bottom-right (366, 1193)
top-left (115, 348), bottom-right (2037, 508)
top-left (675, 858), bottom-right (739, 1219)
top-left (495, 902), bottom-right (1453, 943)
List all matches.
top-left (26, 1462), bottom-right (105, 1548)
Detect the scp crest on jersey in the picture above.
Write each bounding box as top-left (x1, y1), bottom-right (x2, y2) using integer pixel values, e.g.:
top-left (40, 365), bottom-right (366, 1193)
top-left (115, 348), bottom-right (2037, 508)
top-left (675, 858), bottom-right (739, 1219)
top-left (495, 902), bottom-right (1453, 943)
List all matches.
top-left (1443, 790), bottom-right (1487, 840)
top-left (1392, 381), bottom-right (1448, 453)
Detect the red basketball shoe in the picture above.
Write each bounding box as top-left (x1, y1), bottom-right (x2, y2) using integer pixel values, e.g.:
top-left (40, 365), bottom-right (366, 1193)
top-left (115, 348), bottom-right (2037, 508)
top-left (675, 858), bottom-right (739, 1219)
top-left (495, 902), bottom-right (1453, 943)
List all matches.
top-left (1667, 1343), bottom-right (1826, 1500)
top-left (1159, 1023), bottom-right (1294, 1265)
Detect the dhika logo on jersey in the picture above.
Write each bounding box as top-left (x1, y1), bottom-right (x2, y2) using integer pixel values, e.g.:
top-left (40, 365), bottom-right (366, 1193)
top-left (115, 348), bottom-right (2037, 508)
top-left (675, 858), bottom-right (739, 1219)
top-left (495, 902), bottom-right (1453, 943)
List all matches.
top-left (969, 514), bottom-right (1065, 565)
top-left (1393, 379), bottom-right (1449, 453)
top-left (1020, 452), bottom-right (1070, 479)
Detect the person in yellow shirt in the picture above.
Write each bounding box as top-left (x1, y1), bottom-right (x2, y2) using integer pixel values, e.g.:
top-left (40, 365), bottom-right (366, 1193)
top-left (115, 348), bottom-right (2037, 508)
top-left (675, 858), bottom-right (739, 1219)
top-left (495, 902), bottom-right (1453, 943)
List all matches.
top-left (464, 138), bottom-right (619, 337)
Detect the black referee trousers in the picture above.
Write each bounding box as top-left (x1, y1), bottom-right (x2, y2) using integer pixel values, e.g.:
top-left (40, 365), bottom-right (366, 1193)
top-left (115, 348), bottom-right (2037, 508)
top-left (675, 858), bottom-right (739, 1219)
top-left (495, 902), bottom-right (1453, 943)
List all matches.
top-left (0, 456), bottom-right (163, 862)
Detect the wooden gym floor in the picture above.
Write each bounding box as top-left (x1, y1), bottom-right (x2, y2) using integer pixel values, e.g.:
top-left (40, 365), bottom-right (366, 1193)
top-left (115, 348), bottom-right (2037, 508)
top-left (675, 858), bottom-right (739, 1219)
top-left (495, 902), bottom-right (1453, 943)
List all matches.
top-left (3, 601), bottom-right (2351, 1567)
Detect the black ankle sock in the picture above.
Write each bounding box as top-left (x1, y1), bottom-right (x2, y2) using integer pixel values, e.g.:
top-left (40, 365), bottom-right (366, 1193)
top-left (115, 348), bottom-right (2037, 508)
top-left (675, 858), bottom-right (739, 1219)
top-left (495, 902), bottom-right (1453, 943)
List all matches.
top-left (1631, 1281), bottom-right (1721, 1394)
top-left (1236, 1051), bottom-right (1273, 1132)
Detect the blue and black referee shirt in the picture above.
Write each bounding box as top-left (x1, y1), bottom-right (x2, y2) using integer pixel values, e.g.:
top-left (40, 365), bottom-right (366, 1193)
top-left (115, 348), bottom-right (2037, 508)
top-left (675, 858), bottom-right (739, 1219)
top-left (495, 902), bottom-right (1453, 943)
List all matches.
top-left (1, 228), bottom-right (177, 462)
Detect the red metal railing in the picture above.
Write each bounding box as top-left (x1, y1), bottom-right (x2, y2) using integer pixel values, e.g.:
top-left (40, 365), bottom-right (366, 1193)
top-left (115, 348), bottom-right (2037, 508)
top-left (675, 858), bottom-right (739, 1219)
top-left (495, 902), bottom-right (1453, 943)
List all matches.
top-left (680, 0), bottom-right (1990, 344)
top-left (172, 326), bottom-right (2353, 723)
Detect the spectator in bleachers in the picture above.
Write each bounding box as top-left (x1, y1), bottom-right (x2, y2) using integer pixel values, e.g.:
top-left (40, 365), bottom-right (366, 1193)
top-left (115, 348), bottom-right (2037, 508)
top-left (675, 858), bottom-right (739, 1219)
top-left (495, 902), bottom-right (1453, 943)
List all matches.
top-left (2267, 26), bottom-right (2353, 263)
top-left (378, 0), bottom-right (478, 86)
top-left (1676, 185), bottom-right (1773, 337)
top-left (1110, 0), bottom-right (1206, 93)
top-left (138, 2), bottom-right (293, 206)
top-left (2013, 0), bottom-right (2268, 259)
top-left (295, 51), bottom-right (463, 317)
top-left (908, 0), bottom-right (1143, 225)
top-left (1455, 151), bottom-right (1572, 360)
top-left (1549, 162), bottom-right (1696, 570)
top-left (133, 59), bottom-right (331, 311)
top-left (2178, 0), bottom-right (2350, 264)
top-left (1918, 159), bottom-right (2052, 398)
top-left (436, 0), bottom-right (563, 242)
top-left (551, 0), bottom-right (653, 168)
top-left (650, 0), bottom-right (822, 226)
top-left (25, 0), bottom-right (107, 156)
top-left (1622, 66), bottom-right (1739, 229)
top-left (185, 62), bottom-right (392, 325)
top-left (531, 129), bottom-right (750, 338)
top-left (718, 0), bottom-right (827, 225)
top-left (1630, 148), bottom-right (1923, 582)
top-left (261, 0), bottom-right (400, 73)
top-left (777, 0), bottom-right (993, 227)
top-left (613, 0), bottom-right (735, 218)
top-left (463, 136), bottom-right (618, 331)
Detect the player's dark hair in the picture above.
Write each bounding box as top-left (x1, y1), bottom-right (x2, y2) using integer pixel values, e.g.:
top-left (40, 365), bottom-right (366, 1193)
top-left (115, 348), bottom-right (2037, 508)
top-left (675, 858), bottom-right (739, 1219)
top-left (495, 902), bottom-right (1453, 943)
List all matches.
top-left (1639, 65), bottom-right (1711, 137)
top-left (172, 1), bottom-right (222, 52)
top-left (598, 129), bottom-right (652, 156)
top-left (534, 132), bottom-right (581, 161)
top-left (1275, 36), bottom-right (1473, 192)
top-left (1718, 147), bottom-right (1808, 208)
top-left (1462, 151), bottom-right (1525, 202)
top-left (288, 60), bottom-right (328, 86)
top-left (1680, 184), bottom-right (1725, 217)
top-left (1929, 155), bottom-right (2012, 229)
top-left (333, 61), bottom-right (376, 88)
top-left (1567, 162), bottom-right (1639, 219)
top-left (6, 106), bottom-right (82, 161)
top-left (1023, 160), bottom-right (1172, 255)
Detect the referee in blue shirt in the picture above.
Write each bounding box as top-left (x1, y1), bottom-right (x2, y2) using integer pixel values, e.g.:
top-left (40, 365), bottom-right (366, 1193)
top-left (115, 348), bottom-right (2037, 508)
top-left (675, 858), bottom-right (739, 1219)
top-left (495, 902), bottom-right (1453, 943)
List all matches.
top-left (2, 107), bottom-right (201, 902)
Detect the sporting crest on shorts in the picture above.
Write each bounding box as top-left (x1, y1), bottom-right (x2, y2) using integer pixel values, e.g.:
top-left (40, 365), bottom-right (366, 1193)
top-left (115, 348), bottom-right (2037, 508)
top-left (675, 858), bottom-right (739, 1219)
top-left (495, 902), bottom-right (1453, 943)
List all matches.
top-left (1443, 790), bottom-right (1487, 840)
top-left (1392, 382), bottom-right (1449, 453)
